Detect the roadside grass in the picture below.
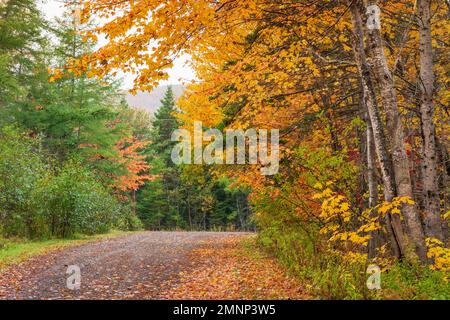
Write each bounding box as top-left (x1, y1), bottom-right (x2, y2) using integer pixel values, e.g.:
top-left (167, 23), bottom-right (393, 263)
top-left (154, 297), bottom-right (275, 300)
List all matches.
top-left (255, 228), bottom-right (449, 300)
top-left (0, 230), bottom-right (136, 270)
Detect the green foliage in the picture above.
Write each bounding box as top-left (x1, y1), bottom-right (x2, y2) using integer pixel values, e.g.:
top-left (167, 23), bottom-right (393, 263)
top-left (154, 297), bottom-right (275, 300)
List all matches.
top-left (150, 86), bottom-right (180, 165)
top-left (10, 13), bottom-right (126, 180)
top-left (33, 160), bottom-right (123, 238)
top-left (137, 87), bottom-right (253, 230)
top-left (209, 178), bottom-right (252, 230)
top-left (0, 0), bottom-right (46, 108)
top-left (0, 53), bottom-right (20, 107)
top-left (0, 127), bottom-right (129, 239)
top-left (381, 262), bottom-right (450, 300)
top-left (137, 87), bottom-right (184, 229)
top-left (0, 126), bottom-right (47, 238)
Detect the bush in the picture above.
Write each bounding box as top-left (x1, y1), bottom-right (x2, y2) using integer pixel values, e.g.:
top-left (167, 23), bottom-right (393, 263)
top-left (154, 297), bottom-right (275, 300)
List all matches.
top-left (33, 160), bottom-right (124, 238)
top-left (117, 206), bottom-right (144, 231)
top-left (0, 126), bottom-right (47, 238)
top-left (0, 126), bottom-right (142, 239)
top-left (255, 208), bottom-right (450, 300)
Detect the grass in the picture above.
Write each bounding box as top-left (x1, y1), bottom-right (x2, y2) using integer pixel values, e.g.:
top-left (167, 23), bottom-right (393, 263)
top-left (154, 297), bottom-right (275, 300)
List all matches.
top-left (0, 230), bottom-right (135, 270)
top-left (255, 228), bottom-right (450, 300)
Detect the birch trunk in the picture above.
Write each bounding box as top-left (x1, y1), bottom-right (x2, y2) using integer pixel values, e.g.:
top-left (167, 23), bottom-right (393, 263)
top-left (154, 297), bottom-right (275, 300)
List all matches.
top-left (417, 0), bottom-right (444, 241)
top-left (349, 0), bottom-right (404, 258)
top-left (364, 0), bottom-right (426, 261)
top-left (366, 119), bottom-right (385, 258)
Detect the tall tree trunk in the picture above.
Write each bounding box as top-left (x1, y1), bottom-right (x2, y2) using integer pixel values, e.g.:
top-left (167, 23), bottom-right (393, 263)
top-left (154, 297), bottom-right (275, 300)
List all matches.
top-left (349, 0), bottom-right (404, 259)
top-left (436, 137), bottom-right (449, 240)
top-left (367, 122), bottom-right (378, 209)
top-left (417, 0), bottom-right (444, 241)
top-left (363, 0), bottom-right (427, 261)
top-left (366, 116), bottom-right (384, 258)
top-left (132, 189), bottom-right (137, 216)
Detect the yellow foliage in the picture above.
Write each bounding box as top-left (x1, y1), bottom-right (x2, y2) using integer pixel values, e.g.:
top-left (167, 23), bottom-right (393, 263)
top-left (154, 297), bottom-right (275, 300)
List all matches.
top-left (315, 184), bottom-right (421, 264)
top-left (426, 238), bottom-right (450, 275)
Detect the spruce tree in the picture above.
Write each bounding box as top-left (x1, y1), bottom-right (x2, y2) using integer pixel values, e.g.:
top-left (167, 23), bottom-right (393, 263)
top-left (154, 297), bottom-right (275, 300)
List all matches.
top-left (151, 86), bottom-right (180, 165)
top-left (137, 87), bottom-right (182, 228)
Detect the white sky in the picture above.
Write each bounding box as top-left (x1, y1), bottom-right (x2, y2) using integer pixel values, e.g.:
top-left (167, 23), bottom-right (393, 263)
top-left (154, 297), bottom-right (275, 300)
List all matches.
top-left (37, 0), bottom-right (196, 89)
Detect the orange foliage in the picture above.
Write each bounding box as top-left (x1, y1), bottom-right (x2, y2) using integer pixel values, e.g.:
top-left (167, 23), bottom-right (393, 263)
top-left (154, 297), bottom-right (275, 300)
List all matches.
top-left (113, 137), bottom-right (153, 192)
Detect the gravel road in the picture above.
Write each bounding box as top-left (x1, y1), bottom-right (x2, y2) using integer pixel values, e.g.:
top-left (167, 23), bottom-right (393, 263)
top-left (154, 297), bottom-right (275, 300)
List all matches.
top-left (0, 231), bottom-right (249, 300)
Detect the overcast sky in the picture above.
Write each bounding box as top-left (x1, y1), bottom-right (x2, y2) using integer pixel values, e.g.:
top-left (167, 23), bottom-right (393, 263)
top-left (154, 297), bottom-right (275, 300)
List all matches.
top-left (37, 0), bottom-right (196, 90)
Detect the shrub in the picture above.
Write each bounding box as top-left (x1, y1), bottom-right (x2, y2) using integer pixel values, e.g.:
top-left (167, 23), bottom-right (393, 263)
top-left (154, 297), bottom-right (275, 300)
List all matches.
top-left (0, 126), bottom-right (47, 238)
top-left (33, 160), bottom-right (124, 238)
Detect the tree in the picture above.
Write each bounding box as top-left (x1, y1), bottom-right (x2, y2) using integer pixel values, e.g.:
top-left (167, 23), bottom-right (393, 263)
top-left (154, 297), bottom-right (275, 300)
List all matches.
top-left (151, 86), bottom-right (180, 165)
top-left (0, 0), bottom-right (46, 110)
top-left (136, 87), bottom-right (183, 228)
top-left (77, 0), bottom-right (448, 264)
top-left (10, 4), bottom-right (134, 188)
top-left (417, 0), bottom-right (444, 241)
top-left (348, 0), bottom-right (404, 258)
top-left (362, 0), bottom-right (426, 260)
top-left (113, 137), bottom-right (152, 193)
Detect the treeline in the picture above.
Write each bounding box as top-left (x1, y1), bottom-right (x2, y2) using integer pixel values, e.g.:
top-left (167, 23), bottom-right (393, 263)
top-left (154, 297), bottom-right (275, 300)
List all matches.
top-left (137, 88), bottom-right (253, 231)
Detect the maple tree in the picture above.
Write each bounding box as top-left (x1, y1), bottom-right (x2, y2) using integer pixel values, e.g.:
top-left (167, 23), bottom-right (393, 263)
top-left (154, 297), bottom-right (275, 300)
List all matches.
top-left (113, 137), bottom-right (152, 192)
top-left (78, 0), bottom-right (449, 269)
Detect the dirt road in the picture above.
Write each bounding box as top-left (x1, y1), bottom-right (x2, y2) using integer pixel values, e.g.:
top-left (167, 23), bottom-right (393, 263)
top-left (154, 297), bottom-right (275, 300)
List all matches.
top-left (0, 232), bottom-right (248, 300)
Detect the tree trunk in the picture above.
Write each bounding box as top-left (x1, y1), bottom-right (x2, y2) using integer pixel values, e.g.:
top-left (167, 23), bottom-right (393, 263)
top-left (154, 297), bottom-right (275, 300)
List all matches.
top-left (367, 122), bottom-right (378, 209)
top-left (363, 0), bottom-right (427, 261)
top-left (349, 0), bottom-right (404, 259)
top-left (366, 117), bottom-right (385, 258)
top-left (417, 0), bottom-right (444, 241)
top-left (436, 137), bottom-right (449, 240)
top-left (187, 196), bottom-right (192, 229)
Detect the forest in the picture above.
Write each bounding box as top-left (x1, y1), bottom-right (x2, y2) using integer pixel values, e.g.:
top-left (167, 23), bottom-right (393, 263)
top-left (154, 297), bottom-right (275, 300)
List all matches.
top-left (0, 0), bottom-right (251, 238)
top-left (0, 0), bottom-right (449, 300)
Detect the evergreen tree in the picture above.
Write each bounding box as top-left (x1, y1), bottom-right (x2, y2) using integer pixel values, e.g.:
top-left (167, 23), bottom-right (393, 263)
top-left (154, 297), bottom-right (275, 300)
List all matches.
top-left (137, 87), bottom-right (182, 228)
top-left (10, 5), bottom-right (127, 183)
top-left (0, 0), bottom-right (46, 110)
top-left (150, 86), bottom-right (180, 165)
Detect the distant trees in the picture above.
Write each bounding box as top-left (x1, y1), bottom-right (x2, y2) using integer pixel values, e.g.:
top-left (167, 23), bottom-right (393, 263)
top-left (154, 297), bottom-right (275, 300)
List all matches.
top-left (137, 87), bottom-right (252, 230)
